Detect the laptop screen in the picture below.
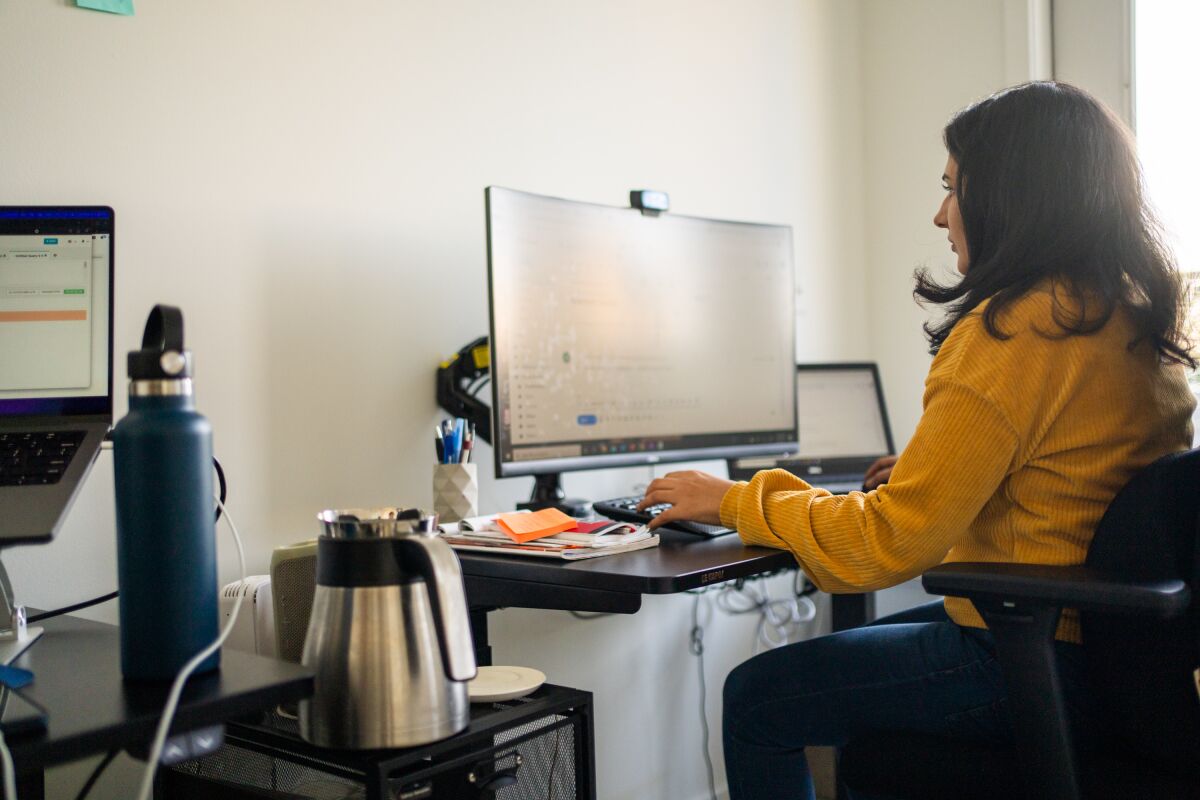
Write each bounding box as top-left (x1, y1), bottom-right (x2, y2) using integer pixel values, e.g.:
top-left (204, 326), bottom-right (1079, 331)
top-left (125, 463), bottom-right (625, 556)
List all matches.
top-left (795, 364), bottom-right (893, 459)
top-left (0, 207), bottom-right (114, 417)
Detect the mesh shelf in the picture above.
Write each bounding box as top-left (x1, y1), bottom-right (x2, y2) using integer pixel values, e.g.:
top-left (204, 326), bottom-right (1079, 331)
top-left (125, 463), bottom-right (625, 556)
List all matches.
top-left (160, 684), bottom-right (594, 800)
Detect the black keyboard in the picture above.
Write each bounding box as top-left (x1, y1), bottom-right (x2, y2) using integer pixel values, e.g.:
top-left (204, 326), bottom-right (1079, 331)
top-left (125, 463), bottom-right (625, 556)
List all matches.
top-left (0, 430), bottom-right (85, 486)
top-left (592, 496), bottom-right (736, 538)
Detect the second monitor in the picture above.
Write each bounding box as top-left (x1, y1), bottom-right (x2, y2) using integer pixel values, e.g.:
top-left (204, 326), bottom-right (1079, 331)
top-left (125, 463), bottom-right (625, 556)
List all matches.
top-left (485, 187), bottom-right (798, 511)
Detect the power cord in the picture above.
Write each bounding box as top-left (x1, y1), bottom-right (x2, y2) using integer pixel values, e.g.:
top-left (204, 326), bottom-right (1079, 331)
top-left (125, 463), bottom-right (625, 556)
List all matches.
top-left (712, 572), bottom-right (817, 654)
top-left (26, 456), bottom-right (227, 626)
top-left (134, 495), bottom-right (246, 800)
top-left (0, 728), bottom-right (15, 800)
top-left (26, 592), bottom-right (118, 624)
top-left (213, 455), bottom-right (227, 523)
top-left (686, 570), bottom-right (818, 799)
top-left (690, 592), bottom-right (718, 800)
top-left (73, 749), bottom-right (118, 800)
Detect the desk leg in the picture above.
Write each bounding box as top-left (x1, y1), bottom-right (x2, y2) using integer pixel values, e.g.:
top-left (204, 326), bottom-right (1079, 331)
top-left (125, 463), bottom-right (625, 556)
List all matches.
top-left (830, 592), bottom-right (875, 632)
top-left (469, 607), bottom-right (495, 668)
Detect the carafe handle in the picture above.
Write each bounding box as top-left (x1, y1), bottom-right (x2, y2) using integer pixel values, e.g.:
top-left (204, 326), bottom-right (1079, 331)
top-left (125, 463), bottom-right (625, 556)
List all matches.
top-left (395, 536), bottom-right (477, 682)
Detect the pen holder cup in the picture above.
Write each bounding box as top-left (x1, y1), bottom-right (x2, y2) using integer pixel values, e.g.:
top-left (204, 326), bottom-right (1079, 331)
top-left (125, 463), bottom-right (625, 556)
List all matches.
top-left (432, 463), bottom-right (478, 524)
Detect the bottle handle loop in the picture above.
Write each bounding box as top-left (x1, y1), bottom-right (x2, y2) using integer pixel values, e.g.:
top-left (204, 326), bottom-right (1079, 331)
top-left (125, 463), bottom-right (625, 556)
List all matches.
top-left (141, 305), bottom-right (185, 353)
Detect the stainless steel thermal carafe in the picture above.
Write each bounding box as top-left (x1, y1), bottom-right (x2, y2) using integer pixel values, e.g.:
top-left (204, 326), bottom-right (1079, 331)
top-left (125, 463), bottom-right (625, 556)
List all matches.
top-left (299, 507), bottom-right (476, 749)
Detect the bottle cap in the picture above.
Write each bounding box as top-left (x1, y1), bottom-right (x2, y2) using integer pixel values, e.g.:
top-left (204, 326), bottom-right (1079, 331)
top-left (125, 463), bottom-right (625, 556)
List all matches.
top-left (128, 305), bottom-right (194, 380)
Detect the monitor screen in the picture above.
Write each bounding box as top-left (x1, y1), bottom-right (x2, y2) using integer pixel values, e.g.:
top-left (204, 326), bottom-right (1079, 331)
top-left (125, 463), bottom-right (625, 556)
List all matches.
top-left (0, 207), bottom-right (114, 417)
top-left (486, 187), bottom-right (798, 478)
top-left (794, 364), bottom-right (893, 459)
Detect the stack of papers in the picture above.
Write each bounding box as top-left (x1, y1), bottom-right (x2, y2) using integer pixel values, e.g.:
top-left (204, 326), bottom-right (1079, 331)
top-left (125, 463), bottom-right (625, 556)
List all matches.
top-left (440, 510), bottom-right (659, 560)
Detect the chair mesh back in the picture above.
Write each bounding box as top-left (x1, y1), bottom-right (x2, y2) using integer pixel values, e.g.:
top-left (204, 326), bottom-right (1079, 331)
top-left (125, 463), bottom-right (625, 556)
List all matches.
top-left (1082, 447), bottom-right (1200, 775)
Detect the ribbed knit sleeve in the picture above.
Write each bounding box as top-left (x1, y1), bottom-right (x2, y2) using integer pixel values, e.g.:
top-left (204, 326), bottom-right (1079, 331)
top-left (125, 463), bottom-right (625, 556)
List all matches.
top-left (719, 379), bottom-right (1020, 593)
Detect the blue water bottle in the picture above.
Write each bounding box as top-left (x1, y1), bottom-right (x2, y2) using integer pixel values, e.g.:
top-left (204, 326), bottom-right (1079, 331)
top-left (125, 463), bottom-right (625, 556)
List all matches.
top-left (113, 305), bottom-right (219, 681)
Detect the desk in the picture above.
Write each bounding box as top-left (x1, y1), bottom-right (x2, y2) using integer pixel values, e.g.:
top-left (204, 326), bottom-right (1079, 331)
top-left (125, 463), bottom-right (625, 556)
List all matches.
top-left (456, 528), bottom-right (874, 666)
top-left (4, 614), bottom-right (313, 798)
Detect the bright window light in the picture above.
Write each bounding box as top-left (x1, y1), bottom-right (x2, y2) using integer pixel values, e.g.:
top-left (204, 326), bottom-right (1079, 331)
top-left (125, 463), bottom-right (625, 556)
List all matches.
top-left (1134, 0), bottom-right (1200, 381)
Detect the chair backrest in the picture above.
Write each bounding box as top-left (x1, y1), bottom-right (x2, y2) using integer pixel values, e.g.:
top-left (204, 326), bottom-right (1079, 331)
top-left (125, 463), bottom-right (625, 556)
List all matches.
top-left (1082, 446), bottom-right (1200, 774)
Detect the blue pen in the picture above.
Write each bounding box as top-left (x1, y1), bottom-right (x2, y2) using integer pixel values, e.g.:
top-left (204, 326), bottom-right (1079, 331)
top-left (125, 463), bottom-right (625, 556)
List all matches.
top-left (453, 418), bottom-right (465, 464)
top-left (442, 418), bottom-right (459, 464)
top-left (440, 418), bottom-right (454, 463)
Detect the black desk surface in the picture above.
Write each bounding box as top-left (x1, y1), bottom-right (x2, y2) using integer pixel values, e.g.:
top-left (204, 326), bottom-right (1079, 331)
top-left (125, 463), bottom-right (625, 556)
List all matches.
top-left (6, 614), bottom-right (313, 769)
top-left (457, 528), bottom-right (797, 614)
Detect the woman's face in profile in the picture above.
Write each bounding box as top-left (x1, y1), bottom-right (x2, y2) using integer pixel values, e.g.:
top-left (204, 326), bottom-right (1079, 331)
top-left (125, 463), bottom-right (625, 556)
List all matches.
top-left (934, 157), bottom-right (969, 274)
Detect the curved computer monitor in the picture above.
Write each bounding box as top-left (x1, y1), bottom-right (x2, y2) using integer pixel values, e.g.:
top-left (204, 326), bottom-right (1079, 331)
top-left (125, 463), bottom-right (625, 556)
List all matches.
top-left (485, 187), bottom-right (798, 483)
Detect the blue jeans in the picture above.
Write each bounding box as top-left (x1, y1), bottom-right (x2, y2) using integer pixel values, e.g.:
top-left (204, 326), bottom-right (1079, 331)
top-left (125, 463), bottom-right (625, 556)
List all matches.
top-left (721, 600), bottom-right (1092, 800)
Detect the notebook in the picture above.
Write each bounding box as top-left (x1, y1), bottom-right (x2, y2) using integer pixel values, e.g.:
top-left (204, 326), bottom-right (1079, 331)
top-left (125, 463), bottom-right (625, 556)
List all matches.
top-left (0, 207), bottom-right (115, 545)
top-left (728, 363), bottom-right (895, 494)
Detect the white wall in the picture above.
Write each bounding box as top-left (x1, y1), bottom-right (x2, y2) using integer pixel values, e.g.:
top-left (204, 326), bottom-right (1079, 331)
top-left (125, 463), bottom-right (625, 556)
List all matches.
top-left (1053, 0), bottom-right (1132, 124)
top-left (1, 2), bottom-right (867, 798)
top-left (858, 0), bottom-right (1035, 444)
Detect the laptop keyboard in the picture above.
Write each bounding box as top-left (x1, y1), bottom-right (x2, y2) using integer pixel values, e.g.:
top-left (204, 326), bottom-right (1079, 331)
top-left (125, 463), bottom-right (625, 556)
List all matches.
top-left (593, 496), bottom-right (736, 538)
top-left (0, 431), bottom-right (85, 486)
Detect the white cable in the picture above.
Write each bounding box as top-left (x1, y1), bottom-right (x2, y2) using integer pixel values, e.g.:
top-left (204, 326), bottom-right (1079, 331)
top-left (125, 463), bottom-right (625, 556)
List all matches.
top-left (710, 573), bottom-right (820, 653)
top-left (0, 728), bottom-right (16, 800)
top-left (134, 495), bottom-right (246, 800)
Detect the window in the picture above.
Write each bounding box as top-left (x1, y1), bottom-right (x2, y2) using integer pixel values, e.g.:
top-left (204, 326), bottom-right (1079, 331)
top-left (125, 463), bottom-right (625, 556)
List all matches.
top-left (1134, 0), bottom-right (1200, 385)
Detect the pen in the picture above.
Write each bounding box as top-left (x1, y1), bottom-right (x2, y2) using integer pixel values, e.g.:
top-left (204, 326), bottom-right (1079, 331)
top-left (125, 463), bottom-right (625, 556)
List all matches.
top-left (435, 425), bottom-right (445, 463)
top-left (440, 418), bottom-right (455, 463)
top-left (453, 418), bottom-right (465, 464)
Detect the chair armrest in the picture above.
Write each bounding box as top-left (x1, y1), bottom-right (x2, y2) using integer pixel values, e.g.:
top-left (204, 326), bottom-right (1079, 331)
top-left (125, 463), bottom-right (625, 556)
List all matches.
top-left (922, 562), bottom-right (1190, 619)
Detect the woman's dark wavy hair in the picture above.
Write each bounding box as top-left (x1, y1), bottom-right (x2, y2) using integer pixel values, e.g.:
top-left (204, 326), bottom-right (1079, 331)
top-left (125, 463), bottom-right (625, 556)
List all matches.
top-left (915, 81), bottom-right (1195, 368)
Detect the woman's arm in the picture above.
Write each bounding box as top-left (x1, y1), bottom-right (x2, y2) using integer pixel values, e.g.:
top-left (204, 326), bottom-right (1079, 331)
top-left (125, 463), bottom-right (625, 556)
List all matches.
top-left (644, 379), bottom-right (1020, 593)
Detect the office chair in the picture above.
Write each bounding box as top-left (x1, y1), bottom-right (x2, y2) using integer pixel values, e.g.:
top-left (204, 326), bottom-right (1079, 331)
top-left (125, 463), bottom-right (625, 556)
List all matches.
top-left (839, 446), bottom-right (1200, 800)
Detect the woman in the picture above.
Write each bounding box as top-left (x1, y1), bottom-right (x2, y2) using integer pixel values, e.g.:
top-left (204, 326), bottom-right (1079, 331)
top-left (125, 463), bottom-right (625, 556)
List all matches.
top-left (637, 81), bottom-right (1196, 799)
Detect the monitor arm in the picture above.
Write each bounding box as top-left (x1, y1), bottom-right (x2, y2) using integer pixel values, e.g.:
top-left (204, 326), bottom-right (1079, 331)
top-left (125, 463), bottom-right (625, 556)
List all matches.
top-left (437, 337), bottom-right (592, 516)
top-left (436, 336), bottom-right (492, 445)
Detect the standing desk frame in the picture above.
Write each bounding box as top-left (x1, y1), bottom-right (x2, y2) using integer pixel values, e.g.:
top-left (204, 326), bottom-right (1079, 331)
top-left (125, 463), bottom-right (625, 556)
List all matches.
top-left (455, 529), bottom-right (875, 666)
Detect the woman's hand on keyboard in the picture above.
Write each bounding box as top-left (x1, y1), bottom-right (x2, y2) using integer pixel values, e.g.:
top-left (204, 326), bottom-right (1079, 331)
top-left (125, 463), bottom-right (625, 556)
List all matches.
top-left (863, 455), bottom-right (899, 490)
top-left (637, 470), bottom-right (734, 530)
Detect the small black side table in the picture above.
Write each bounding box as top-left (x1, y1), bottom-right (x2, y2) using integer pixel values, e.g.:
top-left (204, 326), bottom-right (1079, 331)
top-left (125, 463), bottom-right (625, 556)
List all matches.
top-left (165, 684), bottom-right (596, 800)
top-left (4, 613), bottom-right (313, 799)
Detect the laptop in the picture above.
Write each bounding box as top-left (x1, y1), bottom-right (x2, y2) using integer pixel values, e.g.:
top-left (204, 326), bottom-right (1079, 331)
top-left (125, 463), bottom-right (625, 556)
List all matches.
top-left (0, 207), bottom-right (115, 546)
top-left (728, 362), bottom-right (895, 493)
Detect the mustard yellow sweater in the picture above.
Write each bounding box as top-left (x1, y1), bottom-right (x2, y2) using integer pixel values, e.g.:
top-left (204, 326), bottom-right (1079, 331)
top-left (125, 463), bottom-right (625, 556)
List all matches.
top-left (720, 286), bottom-right (1196, 642)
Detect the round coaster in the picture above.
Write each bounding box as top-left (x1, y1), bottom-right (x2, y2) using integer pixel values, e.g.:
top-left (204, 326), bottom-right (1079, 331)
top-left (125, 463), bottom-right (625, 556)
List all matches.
top-left (468, 665), bottom-right (546, 703)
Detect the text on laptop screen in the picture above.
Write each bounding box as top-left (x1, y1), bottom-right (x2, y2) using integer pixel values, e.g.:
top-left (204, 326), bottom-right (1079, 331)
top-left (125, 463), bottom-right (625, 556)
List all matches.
top-left (0, 211), bottom-right (112, 411)
top-left (796, 367), bottom-right (890, 458)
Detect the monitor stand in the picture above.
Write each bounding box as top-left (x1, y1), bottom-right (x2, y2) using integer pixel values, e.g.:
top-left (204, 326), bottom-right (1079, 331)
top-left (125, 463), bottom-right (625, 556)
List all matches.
top-left (517, 474), bottom-right (591, 518)
top-left (0, 558), bottom-right (43, 667)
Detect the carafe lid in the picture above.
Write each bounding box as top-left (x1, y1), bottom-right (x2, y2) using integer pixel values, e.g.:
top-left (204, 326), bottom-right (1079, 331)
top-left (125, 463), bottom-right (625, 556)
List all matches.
top-left (317, 507), bottom-right (438, 538)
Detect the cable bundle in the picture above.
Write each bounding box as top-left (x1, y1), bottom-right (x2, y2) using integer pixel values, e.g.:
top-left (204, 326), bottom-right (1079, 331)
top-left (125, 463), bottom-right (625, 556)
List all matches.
top-left (710, 570), bottom-right (818, 653)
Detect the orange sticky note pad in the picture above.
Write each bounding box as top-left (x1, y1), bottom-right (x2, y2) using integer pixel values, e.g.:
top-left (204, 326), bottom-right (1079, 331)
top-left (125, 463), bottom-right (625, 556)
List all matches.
top-left (496, 508), bottom-right (577, 543)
